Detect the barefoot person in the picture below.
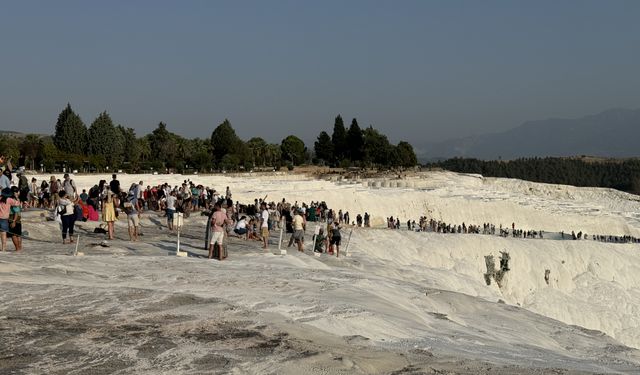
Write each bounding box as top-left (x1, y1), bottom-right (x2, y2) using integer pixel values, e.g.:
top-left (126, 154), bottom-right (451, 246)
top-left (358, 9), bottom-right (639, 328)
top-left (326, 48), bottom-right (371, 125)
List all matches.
top-left (260, 202), bottom-right (270, 249)
top-left (124, 191), bottom-right (140, 242)
top-left (0, 187), bottom-right (20, 251)
top-left (8, 187), bottom-right (23, 251)
top-left (292, 208), bottom-right (306, 252)
top-left (102, 191), bottom-right (117, 240)
top-left (209, 202), bottom-right (231, 260)
top-left (57, 191), bottom-right (76, 244)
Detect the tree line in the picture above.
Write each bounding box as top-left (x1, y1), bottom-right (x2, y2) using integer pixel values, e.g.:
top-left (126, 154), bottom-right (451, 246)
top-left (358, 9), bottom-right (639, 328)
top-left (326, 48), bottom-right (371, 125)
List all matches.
top-left (4, 104), bottom-right (417, 173)
top-left (430, 157), bottom-right (640, 194)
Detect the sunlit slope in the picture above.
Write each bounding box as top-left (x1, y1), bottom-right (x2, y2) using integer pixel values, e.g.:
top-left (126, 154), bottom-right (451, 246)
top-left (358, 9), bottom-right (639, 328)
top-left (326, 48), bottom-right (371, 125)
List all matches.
top-left (348, 228), bottom-right (640, 350)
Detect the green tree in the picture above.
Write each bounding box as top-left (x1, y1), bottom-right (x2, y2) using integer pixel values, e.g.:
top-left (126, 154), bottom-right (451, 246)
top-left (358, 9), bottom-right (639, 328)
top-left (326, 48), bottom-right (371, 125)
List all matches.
top-left (53, 103), bottom-right (87, 155)
top-left (118, 125), bottom-right (141, 171)
top-left (314, 131), bottom-right (333, 164)
top-left (265, 143), bottom-right (282, 168)
top-left (331, 115), bottom-right (347, 163)
top-left (138, 137), bottom-right (151, 164)
top-left (87, 112), bottom-right (124, 168)
top-left (281, 135), bottom-right (306, 166)
top-left (0, 135), bottom-right (20, 165)
top-left (39, 138), bottom-right (60, 172)
top-left (148, 122), bottom-right (178, 169)
top-left (395, 141), bottom-right (418, 168)
top-left (20, 134), bottom-right (43, 170)
top-left (247, 137), bottom-right (268, 167)
top-left (210, 119), bottom-right (243, 162)
top-left (346, 118), bottom-right (364, 162)
top-left (362, 126), bottom-right (392, 166)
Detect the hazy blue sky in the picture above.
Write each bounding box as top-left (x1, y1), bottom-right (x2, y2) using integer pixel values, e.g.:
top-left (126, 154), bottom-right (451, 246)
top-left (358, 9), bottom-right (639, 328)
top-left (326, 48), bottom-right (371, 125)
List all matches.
top-left (2, 1), bottom-right (640, 146)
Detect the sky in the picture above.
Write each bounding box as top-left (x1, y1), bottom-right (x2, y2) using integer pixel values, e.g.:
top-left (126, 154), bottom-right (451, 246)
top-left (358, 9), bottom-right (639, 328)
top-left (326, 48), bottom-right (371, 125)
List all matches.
top-left (2, 0), bottom-right (640, 147)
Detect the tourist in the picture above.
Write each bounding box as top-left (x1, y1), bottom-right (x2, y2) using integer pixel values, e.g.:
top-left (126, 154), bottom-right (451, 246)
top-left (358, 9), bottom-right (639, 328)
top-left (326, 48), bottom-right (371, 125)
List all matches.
top-left (109, 174), bottom-right (121, 195)
top-left (102, 191), bottom-right (118, 240)
top-left (29, 177), bottom-right (39, 208)
top-left (330, 221), bottom-right (342, 257)
top-left (63, 173), bottom-right (77, 200)
top-left (57, 191), bottom-right (76, 244)
top-left (260, 202), bottom-right (270, 249)
top-left (0, 187), bottom-right (20, 251)
top-left (124, 191), bottom-right (140, 242)
top-left (209, 202), bottom-right (231, 260)
top-left (165, 190), bottom-right (177, 230)
top-left (292, 208), bottom-right (305, 252)
top-left (17, 168), bottom-right (29, 207)
top-left (314, 228), bottom-right (327, 253)
top-left (234, 216), bottom-right (248, 238)
top-left (7, 187), bottom-right (23, 251)
top-left (0, 168), bottom-right (11, 190)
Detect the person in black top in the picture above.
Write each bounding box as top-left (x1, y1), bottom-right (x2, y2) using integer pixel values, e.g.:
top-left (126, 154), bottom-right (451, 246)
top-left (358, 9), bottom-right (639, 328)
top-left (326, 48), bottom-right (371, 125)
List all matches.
top-left (109, 174), bottom-right (120, 195)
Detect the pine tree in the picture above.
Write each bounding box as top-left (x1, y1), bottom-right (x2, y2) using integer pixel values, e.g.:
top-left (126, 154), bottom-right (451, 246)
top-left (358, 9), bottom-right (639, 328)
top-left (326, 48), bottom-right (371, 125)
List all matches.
top-left (87, 111), bottom-right (124, 168)
top-left (396, 141), bottom-right (418, 167)
top-left (53, 103), bottom-right (87, 155)
top-left (314, 131), bottom-right (333, 164)
top-left (148, 122), bottom-right (178, 166)
top-left (331, 115), bottom-right (347, 162)
top-left (211, 119), bottom-right (245, 166)
top-left (346, 118), bottom-right (364, 161)
top-left (281, 135), bottom-right (306, 165)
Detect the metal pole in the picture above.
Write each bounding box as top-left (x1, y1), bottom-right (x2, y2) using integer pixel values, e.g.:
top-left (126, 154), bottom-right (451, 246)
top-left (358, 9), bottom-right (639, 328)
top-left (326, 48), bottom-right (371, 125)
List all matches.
top-left (278, 217), bottom-right (285, 253)
top-left (74, 234), bottom-right (80, 256)
top-left (343, 229), bottom-right (354, 256)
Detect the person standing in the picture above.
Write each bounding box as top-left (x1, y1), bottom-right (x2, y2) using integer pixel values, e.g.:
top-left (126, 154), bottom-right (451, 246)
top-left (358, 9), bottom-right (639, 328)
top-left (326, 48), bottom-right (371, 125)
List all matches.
top-left (292, 208), bottom-right (306, 252)
top-left (49, 176), bottom-right (59, 208)
top-left (330, 221), bottom-right (342, 257)
top-left (63, 173), bottom-right (77, 200)
top-left (258, 202), bottom-right (270, 249)
top-left (166, 190), bottom-right (177, 230)
top-left (109, 174), bottom-right (121, 195)
top-left (0, 169), bottom-right (12, 190)
top-left (124, 192), bottom-right (140, 242)
top-left (7, 187), bottom-right (23, 250)
top-left (209, 203), bottom-right (231, 260)
top-left (0, 188), bottom-right (20, 251)
top-left (57, 191), bottom-right (76, 244)
top-left (29, 177), bottom-right (39, 208)
top-left (102, 191), bottom-right (118, 240)
top-left (17, 168), bottom-right (29, 207)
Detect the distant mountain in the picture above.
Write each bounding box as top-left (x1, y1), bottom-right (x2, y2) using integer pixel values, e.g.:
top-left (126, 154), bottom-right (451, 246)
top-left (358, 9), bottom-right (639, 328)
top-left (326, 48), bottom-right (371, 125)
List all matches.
top-left (418, 108), bottom-right (640, 161)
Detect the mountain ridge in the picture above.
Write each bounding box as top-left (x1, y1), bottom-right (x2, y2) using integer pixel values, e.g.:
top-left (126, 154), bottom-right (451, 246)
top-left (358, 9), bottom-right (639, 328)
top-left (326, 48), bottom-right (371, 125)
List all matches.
top-left (418, 108), bottom-right (640, 161)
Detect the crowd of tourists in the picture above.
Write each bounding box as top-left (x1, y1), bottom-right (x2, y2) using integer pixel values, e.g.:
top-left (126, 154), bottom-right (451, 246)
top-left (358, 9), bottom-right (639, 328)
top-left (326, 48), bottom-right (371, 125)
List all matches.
top-left (1, 155), bottom-right (639, 255)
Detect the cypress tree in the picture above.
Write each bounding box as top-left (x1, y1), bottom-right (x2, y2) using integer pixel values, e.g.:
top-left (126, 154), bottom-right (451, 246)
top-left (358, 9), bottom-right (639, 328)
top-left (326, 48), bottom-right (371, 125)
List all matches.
top-left (53, 103), bottom-right (87, 155)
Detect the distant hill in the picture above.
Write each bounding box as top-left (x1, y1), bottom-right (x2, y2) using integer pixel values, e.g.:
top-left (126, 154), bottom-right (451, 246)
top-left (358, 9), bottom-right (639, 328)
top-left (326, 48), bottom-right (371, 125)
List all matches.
top-left (0, 130), bottom-right (49, 139)
top-left (418, 108), bottom-right (640, 161)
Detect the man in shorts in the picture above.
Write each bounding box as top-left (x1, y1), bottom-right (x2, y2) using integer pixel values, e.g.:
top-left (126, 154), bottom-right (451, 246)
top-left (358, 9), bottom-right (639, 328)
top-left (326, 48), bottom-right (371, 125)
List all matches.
top-left (330, 221), bottom-right (342, 257)
top-left (292, 208), bottom-right (306, 252)
top-left (209, 202), bottom-right (231, 260)
top-left (165, 190), bottom-right (177, 230)
top-left (260, 202), bottom-right (270, 249)
top-left (124, 193), bottom-right (140, 242)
